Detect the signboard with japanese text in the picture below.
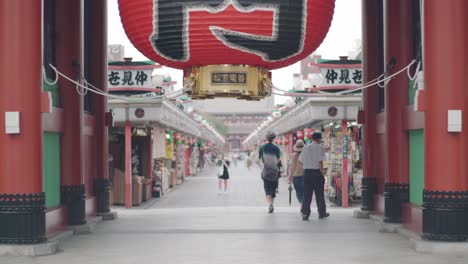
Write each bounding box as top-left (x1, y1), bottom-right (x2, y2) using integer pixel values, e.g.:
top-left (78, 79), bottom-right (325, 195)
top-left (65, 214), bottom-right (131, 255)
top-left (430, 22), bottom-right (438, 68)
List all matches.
top-left (211, 72), bottom-right (247, 85)
top-left (318, 64), bottom-right (362, 90)
top-left (107, 64), bottom-right (157, 92)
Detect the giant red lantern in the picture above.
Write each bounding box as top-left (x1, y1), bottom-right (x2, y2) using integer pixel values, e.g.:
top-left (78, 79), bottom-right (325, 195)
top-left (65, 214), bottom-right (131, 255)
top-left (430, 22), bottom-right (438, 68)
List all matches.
top-left (119, 0), bottom-right (335, 100)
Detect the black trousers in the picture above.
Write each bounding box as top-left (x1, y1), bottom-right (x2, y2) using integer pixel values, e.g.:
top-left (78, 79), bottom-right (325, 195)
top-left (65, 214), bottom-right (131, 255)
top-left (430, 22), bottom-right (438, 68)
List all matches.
top-left (301, 169), bottom-right (327, 217)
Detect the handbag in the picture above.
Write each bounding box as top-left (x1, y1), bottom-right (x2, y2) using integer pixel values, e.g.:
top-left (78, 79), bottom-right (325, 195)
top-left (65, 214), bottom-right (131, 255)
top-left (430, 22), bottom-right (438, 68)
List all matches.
top-left (217, 165), bottom-right (224, 176)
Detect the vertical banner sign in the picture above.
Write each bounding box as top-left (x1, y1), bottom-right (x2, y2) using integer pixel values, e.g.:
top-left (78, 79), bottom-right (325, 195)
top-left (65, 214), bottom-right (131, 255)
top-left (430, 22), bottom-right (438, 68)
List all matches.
top-left (341, 121), bottom-right (349, 208)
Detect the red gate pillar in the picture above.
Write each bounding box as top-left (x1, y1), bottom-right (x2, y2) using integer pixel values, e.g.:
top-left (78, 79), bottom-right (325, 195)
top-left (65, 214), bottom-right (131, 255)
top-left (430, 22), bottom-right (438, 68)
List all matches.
top-left (56, 0), bottom-right (86, 226)
top-left (383, 0), bottom-right (413, 223)
top-left (125, 121), bottom-right (132, 208)
top-left (360, 0), bottom-right (381, 212)
top-left (422, 0), bottom-right (468, 241)
top-left (0, 1), bottom-right (45, 244)
top-left (88, 0), bottom-right (111, 215)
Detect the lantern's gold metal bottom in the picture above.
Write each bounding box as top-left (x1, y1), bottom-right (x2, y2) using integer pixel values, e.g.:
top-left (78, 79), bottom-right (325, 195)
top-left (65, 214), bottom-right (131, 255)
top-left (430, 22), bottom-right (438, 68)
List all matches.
top-left (185, 65), bottom-right (272, 100)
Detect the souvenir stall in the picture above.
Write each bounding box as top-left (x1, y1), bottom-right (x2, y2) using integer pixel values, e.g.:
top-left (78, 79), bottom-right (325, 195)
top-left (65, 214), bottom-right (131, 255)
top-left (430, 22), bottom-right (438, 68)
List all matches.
top-left (174, 133), bottom-right (187, 184)
top-left (322, 121), bottom-right (363, 205)
top-left (151, 127), bottom-right (171, 197)
top-left (108, 97), bottom-right (225, 208)
top-left (243, 95), bottom-right (362, 207)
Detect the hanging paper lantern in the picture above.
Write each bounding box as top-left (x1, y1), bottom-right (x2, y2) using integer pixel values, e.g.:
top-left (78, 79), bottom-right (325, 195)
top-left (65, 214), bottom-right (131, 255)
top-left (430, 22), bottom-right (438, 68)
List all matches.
top-left (173, 133), bottom-right (180, 142)
top-left (304, 128), bottom-right (314, 139)
top-left (296, 130), bottom-right (305, 140)
top-left (119, 0), bottom-right (335, 100)
top-left (167, 131), bottom-right (174, 143)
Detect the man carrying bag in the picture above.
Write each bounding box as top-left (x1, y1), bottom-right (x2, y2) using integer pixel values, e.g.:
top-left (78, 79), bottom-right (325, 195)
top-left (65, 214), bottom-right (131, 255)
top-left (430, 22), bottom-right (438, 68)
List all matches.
top-left (259, 132), bottom-right (281, 213)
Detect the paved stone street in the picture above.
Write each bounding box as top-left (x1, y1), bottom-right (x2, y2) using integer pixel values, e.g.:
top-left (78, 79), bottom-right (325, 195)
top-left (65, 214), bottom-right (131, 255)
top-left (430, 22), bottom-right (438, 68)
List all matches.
top-left (2, 165), bottom-right (467, 263)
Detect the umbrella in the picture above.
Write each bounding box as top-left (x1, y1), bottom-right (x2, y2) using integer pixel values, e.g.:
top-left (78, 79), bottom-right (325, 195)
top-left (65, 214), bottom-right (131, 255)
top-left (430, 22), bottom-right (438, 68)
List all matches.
top-left (288, 184), bottom-right (293, 205)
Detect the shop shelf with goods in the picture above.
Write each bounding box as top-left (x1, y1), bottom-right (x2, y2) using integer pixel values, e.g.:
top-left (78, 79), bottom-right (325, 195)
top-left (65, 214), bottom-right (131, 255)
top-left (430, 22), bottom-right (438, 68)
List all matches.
top-left (323, 124), bottom-right (362, 206)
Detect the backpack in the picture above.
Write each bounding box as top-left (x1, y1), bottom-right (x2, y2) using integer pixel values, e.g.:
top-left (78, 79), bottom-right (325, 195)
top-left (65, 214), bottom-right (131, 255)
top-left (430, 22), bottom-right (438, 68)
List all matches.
top-left (261, 154), bottom-right (279, 181)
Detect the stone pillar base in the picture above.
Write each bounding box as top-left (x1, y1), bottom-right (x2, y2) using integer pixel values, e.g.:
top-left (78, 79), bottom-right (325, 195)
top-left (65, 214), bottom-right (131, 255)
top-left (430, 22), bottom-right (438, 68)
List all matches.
top-left (94, 179), bottom-right (110, 214)
top-left (61, 185), bottom-right (87, 226)
top-left (0, 193), bottom-right (46, 244)
top-left (422, 190), bottom-right (468, 241)
top-left (384, 183), bottom-right (409, 223)
top-left (361, 177), bottom-right (377, 211)
top-left (97, 211), bottom-right (118, 221)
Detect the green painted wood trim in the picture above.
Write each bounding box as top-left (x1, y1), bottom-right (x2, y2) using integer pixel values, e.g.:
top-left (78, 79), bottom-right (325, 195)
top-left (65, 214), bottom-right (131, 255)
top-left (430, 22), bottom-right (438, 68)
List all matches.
top-left (42, 80), bottom-right (60, 107)
top-left (409, 129), bottom-right (424, 205)
top-left (409, 80), bottom-right (416, 105)
top-left (43, 132), bottom-right (61, 208)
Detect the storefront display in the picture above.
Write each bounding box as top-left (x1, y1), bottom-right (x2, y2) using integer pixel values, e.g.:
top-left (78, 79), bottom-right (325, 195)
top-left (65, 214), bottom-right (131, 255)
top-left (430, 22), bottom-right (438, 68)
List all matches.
top-left (323, 124), bottom-right (362, 205)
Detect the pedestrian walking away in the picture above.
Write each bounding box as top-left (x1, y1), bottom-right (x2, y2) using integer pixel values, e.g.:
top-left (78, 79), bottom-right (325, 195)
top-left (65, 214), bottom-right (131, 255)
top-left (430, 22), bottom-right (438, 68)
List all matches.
top-left (299, 132), bottom-right (329, 221)
top-left (217, 156), bottom-right (230, 194)
top-left (289, 139), bottom-right (305, 207)
top-left (259, 132), bottom-right (281, 213)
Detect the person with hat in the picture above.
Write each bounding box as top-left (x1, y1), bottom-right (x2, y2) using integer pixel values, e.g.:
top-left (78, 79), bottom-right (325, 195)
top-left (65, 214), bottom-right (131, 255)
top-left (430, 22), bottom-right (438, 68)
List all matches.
top-left (299, 132), bottom-right (330, 221)
top-left (259, 132), bottom-right (282, 213)
top-left (289, 139), bottom-right (305, 205)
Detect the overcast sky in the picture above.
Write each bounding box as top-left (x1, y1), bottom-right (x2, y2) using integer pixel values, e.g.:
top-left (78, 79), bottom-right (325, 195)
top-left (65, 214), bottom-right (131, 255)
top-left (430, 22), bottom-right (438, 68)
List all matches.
top-left (107, 0), bottom-right (362, 104)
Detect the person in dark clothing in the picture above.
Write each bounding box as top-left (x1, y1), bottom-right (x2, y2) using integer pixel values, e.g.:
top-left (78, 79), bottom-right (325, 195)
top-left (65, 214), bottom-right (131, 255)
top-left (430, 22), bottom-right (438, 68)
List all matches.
top-left (217, 157), bottom-right (230, 194)
top-left (259, 132), bottom-right (281, 213)
top-left (299, 132), bottom-right (329, 221)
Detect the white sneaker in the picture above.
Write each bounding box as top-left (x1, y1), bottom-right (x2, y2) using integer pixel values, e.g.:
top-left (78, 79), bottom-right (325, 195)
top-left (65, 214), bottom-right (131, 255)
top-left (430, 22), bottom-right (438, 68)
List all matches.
top-left (217, 190), bottom-right (223, 195)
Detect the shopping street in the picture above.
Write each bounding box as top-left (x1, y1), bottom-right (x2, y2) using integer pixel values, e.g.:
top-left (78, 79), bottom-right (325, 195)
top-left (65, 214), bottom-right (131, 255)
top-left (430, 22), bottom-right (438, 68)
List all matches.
top-left (1, 165), bottom-right (467, 264)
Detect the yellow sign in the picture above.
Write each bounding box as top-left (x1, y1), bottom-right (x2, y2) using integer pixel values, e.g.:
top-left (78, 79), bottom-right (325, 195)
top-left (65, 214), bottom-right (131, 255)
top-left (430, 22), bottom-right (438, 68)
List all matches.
top-left (186, 65), bottom-right (272, 100)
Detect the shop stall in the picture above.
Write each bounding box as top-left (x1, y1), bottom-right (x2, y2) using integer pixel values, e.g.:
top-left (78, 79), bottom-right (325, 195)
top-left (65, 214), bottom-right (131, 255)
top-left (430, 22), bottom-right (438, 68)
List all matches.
top-left (243, 95), bottom-right (362, 207)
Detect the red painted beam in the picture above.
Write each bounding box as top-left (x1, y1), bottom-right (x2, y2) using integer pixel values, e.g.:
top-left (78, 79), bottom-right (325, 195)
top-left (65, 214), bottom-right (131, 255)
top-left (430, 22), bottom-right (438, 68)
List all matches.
top-left (56, 0), bottom-right (84, 186)
top-left (361, 0), bottom-right (380, 182)
top-left (424, 0), bottom-right (468, 191)
top-left (89, 0), bottom-right (109, 183)
top-left (384, 0), bottom-right (413, 185)
top-left (0, 1), bottom-right (43, 194)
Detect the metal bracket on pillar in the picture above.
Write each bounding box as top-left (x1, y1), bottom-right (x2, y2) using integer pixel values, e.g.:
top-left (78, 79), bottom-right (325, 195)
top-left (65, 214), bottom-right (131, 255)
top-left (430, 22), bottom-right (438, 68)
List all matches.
top-left (61, 185), bottom-right (87, 226)
top-left (422, 190), bottom-right (468, 241)
top-left (384, 183), bottom-right (409, 223)
top-left (361, 177), bottom-right (377, 211)
top-left (0, 193), bottom-right (46, 244)
top-left (94, 179), bottom-right (110, 214)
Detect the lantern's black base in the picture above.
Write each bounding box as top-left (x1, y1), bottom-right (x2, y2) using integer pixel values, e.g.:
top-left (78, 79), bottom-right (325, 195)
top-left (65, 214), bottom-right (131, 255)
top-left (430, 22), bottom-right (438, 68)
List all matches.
top-left (61, 185), bottom-right (87, 226)
top-left (94, 179), bottom-right (110, 214)
top-left (361, 177), bottom-right (377, 211)
top-left (422, 190), bottom-right (468, 241)
top-left (0, 193), bottom-right (46, 244)
top-left (384, 183), bottom-right (409, 223)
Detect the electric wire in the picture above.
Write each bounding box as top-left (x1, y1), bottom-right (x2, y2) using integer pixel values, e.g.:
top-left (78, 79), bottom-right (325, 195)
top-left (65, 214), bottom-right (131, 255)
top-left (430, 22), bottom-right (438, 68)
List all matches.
top-left (272, 59), bottom-right (417, 97)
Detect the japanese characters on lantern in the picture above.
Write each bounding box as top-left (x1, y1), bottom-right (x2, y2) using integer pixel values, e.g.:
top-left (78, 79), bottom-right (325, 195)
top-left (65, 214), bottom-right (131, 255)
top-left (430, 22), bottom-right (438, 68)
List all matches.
top-left (119, 0), bottom-right (335, 100)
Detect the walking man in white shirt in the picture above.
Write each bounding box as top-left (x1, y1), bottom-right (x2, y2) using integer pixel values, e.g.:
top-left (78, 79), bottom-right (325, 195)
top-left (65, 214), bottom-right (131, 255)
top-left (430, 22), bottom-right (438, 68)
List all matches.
top-left (299, 132), bottom-right (329, 221)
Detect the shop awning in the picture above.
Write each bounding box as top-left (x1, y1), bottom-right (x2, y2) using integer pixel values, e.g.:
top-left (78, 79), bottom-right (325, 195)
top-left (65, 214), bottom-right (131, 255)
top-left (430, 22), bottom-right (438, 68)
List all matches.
top-left (244, 95), bottom-right (362, 145)
top-left (108, 99), bottom-right (225, 145)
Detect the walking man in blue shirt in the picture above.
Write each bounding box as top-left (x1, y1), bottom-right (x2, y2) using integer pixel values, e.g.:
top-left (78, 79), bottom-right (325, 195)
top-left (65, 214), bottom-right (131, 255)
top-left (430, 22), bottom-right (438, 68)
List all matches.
top-left (299, 132), bottom-right (330, 221)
